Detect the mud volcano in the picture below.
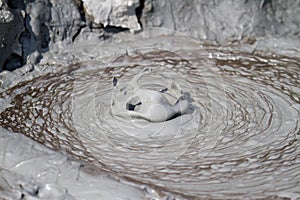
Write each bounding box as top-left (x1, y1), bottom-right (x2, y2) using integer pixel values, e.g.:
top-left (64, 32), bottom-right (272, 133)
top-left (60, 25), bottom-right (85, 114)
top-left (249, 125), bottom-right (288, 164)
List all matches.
top-left (0, 39), bottom-right (299, 199)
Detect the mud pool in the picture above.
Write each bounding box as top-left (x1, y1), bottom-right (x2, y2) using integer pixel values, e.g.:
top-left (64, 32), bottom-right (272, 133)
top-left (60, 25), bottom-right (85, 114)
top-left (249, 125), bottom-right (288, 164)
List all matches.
top-left (0, 33), bottom-right (299, 199)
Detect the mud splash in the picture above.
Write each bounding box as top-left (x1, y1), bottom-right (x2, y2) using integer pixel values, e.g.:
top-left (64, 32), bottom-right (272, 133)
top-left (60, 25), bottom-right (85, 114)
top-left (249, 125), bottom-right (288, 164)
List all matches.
top-left (0, 45), bottom-right (299, 199)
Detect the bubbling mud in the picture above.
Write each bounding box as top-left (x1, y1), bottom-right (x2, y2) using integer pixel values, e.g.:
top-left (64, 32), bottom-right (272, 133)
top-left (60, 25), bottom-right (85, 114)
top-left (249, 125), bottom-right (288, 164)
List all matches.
top-left (0, 47), bottom-right (299, 199)
top-left (111, 67), bottom-right (195, 123)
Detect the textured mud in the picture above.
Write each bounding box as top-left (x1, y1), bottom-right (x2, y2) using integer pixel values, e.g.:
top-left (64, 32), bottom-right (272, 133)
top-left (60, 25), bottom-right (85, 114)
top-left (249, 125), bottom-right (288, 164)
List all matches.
top-left (0, 42), bottom-right (299, 199)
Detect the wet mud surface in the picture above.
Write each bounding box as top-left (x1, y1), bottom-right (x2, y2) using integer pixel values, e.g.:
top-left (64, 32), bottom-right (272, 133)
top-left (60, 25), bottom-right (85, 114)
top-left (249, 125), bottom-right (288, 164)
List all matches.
top-left (0, 42), bottom-right (299, 199)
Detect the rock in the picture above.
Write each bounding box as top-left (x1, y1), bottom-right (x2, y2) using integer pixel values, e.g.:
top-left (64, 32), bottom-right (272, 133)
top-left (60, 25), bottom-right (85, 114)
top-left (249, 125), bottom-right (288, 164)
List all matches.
top-left (49, 0), bottom-right (83, 44)
top-left (82, 0), bottom-right (141, 31)
top-left (141, 0), bottom-right (300, 42)
top-left (20, 0), bottom-right (51, 65)
top-left (20, 0), bottom-right (83, 64)
top-left (2, 0), bottom-right (300, 71)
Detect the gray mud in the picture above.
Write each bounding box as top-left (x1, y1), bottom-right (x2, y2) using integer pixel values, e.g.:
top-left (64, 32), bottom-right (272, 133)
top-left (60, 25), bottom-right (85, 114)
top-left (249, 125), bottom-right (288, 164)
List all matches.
top-left (0, 1), bottom-right (300, 200)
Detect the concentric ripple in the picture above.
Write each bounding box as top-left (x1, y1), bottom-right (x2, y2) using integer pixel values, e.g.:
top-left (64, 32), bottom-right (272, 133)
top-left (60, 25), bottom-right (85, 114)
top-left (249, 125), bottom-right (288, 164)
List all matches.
top-left (0, 46), bottom-right (299, 199)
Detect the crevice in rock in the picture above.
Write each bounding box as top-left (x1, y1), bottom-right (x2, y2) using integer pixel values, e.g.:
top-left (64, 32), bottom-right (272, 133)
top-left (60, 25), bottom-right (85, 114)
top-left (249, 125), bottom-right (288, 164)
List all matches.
top-left (72, 0), bottom-right (87, 42)
top-left (3, 53), bottom-right (24, 71)
top-left (135, 0), bottom-right (145, 28)
top-left (103, 25), bottom-right (129, 33)
top-left (260, 0), bottom-right (273, 9)
top-left (74, 0), bottom-right (86, 22)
